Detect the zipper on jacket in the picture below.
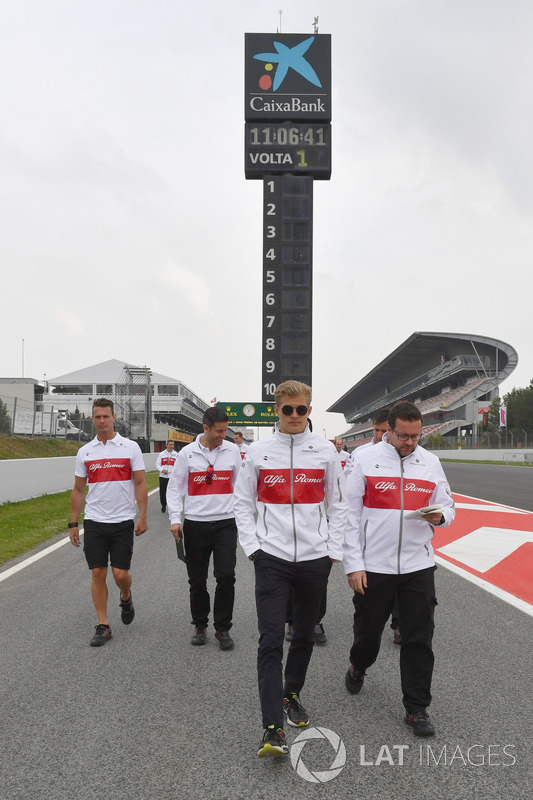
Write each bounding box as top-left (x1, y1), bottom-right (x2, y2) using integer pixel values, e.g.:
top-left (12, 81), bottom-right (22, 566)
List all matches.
top-left (290, 435), bottom-right (297, 561)
top-left (363, 519), bottom-right (368, 556)
top-left (262, 505), bottom-right (269, 537)
top-left (397, 456), bottom-right (405, 574)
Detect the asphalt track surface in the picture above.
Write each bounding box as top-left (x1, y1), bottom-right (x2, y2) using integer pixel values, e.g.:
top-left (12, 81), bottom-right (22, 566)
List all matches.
top-left (1, 469), bottom-right (532, 800)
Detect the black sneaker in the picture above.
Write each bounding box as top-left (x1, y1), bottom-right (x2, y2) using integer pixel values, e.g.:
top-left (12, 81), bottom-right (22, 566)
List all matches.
top-left (345, 664), bottom-right (365, 694)
top-left (314, 623), bottom-right (327, 645)
top-left (90, 624), bottom-right (112, 647)
top-left (161, 505), bottom-right (166, 513)
top-left (283, 691), bottom-right (309, 727)
top-left (393, 628), bottom-right (402, 645)
top-left (405, 711), bottom-right (435, 736)
top-left (191, 626), bottom-right (207, 645)
top-left (257, 726), bottom-right (289, 757)
top-left (285, 624), bottom-right (294, 642)
top-left (215, 630), bottom-right (234, 650)
top-left (119, 593), bottom-right (135, 625)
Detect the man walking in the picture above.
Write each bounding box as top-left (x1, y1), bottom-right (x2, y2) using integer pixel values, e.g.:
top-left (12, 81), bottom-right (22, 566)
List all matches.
top-left (69, 398), bottom-right (148, 647)
top-left (234, 431), bottom-right (249, 461)
top-left (167, 407), bottom-right (241, 650)
top-left (235, 380), bottom-right (347, 757)
top-left (156, 439), bottom-right (177, 512)
top-left (343, 401), bottom-right (455, 736)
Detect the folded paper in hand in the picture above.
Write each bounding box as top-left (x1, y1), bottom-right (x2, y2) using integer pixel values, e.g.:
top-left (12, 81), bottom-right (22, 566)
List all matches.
top-left (404, 504), bottom-right (444, 521)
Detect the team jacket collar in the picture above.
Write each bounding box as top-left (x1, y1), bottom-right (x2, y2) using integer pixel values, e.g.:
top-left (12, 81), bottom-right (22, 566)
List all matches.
top-left (273, 421), bottom-right (313, 446)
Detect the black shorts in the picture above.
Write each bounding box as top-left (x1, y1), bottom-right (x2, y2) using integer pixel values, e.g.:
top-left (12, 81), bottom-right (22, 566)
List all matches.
top-left (83, 519), bottom-right (134, 570)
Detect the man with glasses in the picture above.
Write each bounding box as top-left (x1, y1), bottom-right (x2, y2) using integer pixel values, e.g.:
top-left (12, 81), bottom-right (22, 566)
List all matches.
top-left (235, 381), bottom-right (347, 757)
top-left (167, 407), bottom-right (241, 649)
top-left (343, 401), bottom-right (455, 737)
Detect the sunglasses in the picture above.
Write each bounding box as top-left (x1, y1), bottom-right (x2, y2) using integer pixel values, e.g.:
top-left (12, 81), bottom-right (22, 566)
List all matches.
top-left (280, 404), bottom-right (309, 417)
top-left (205, 464), bottom-right (215, 484)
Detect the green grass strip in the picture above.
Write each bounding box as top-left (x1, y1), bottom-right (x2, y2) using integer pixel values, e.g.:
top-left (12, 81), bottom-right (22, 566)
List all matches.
top-left (0, 471), bottom-right (160, 566)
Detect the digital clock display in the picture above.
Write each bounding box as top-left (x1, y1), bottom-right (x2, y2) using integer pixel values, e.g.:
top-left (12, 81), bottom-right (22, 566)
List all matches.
top-left (245, 122), bottom-right (331, 180)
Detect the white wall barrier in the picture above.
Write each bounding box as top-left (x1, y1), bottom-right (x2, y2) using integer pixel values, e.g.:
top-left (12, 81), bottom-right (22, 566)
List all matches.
top-left (0, 453), bottom-right (159, 505)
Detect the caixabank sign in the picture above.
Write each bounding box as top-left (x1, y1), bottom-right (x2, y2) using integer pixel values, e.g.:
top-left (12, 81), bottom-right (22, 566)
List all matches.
top-left (245, 33), bottom-right (331, 121)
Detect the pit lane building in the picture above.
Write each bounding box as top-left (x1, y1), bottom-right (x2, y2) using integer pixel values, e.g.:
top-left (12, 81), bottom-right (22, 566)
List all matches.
top-left (328, 332), bottom-right (518, 451)
top-left (44, 359), bottom-right (209, 451)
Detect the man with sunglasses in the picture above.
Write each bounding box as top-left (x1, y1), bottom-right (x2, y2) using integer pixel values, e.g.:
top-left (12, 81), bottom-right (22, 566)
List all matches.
top-left (167, 407), bottom-right (241, 649)
top-left (235, 380), bottom-right (347, 757)
top-left (343, 401), bottom-right (455, 737)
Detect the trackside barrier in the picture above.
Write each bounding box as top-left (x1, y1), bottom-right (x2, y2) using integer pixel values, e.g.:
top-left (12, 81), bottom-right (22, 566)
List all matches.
top-left (0, 453), bottom-right (159, 505)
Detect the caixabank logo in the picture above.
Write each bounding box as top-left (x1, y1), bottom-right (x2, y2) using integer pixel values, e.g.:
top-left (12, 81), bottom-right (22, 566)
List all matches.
top-left (245, 33), bottom-right (331, 121)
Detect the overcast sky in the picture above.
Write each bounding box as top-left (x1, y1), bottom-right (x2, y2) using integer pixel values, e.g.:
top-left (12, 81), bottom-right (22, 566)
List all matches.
top-left (1, 0), bottom-right (532, 438)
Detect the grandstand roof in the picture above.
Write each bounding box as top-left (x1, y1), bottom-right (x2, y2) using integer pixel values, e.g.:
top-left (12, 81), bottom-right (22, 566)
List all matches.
top-left (328, 331), bottom-right (517, 421)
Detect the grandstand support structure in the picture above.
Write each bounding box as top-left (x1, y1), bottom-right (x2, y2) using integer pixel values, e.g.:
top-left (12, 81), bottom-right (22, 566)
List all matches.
top-left (114, 364), bottom-right (152, 447)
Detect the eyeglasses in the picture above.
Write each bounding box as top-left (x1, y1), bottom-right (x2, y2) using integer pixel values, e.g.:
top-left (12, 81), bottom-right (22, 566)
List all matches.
top-left (280, 404), bottom-right (309, 417)
top-left (205, 465), bottom-right (215, 484)
top-left (393, 430), bottom-right (422, 442)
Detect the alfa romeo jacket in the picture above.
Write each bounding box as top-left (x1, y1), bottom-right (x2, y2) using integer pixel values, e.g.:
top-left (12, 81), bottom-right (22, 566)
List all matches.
top-left (167, 436), bottom-right (241, 525)
top-left (343, 437), bottom-right (455, 575)
top-left (234, 423), bottom-right (348, 562)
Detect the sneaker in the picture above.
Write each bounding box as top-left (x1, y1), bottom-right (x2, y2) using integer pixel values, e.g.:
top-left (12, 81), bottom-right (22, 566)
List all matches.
top-left (191, 626), bottom-right (207, 645)
top-left (405, 711), bottom-right (435, 736)
top-left (283, 691), bottom-right (309, 727)
top-left (161, 505), bottom-right (166, 513)
top-left (215, 630), bottom-right (234, 650)
top-left (90, 624), bottom-right (112, 647)
top-left (345, 664), bottom-right (365, 694)
top-left (119, 593), bottom-right (135, 625)
top-left (314, 623), bottom-right (327, 645)
top-left (393, 628), bottom-right (402, 645)
top-left (257, 726), bottom-right (288, 757)
top-left (285, 624), bottom-right (294, 642)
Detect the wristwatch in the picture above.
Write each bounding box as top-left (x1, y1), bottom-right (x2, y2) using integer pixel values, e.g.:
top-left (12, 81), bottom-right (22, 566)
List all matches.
top-left (68, 521), bottom-right (79, 528)
top-left (248, 550), bottom-right (260, 562)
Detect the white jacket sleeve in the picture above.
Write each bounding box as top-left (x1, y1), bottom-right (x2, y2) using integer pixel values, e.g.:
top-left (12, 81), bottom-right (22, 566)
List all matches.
top-left (155, 452), bottom-right (163, 473)
top-left (233, 454), bottom-right (261, 557)
top-left (323, 451), bottom-right (348, 561)
top-left (343, 459), bottom-right (367, 574)
top-left (166, 449), bottom-right (188, 526)
top-left (429, 459), bottom-right (456, 527)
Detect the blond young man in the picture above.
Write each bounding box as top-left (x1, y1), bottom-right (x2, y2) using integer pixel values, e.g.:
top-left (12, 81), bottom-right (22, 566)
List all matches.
top-left (235, 381), bottom-right (347, 757)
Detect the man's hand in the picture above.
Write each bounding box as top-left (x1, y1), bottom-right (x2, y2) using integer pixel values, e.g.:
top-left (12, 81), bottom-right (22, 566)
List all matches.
top-left (170, 523), bottom-right (183, 542)
top-left (421, 511), bottom-right (444, 526)
top-left (347, 570), bottom-right (367, 594)
top-left (69, 527), bottom-right (80, 547)
top-left (135, 516), bottom-right (148, 536)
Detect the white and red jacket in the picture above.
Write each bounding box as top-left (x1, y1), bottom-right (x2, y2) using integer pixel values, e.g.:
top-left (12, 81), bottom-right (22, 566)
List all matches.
top-left (166, 435), bottom-right (241, 525)
top-left (156, 448), bottom-right (178, 476)
top-left (236, 442), bottom-right (249, 461)
top-left (75, 432), bottom-right (145, 523)
top-left (234, 423), bottom-right (348, 562)
top-left (343, 436), bottom-right (455, 575)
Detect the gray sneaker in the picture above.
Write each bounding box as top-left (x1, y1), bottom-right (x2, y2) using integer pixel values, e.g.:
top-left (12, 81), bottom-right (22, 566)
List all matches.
top-left (191, 626), bottom-right (207, 645)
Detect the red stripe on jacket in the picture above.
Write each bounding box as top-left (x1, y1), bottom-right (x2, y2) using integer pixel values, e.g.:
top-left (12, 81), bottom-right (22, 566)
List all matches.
top-left (257, 469), bottom-right (325, 504)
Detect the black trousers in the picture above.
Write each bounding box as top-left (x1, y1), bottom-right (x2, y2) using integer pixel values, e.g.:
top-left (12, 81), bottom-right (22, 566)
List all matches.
top-left (349, 566), bottom-right (437, 713)
top-left (159, 476), bottom-right (169, 508)
top-left (286, 585), bottom-right (327, 625)
top-left (182, 518), bottom-right (237, 632)
top-left (254, 551), bottom-right (332, 729)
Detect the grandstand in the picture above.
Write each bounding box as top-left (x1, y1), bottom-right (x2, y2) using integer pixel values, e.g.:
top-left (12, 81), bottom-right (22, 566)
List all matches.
top-left (328, 332), bottom-right (518, 450)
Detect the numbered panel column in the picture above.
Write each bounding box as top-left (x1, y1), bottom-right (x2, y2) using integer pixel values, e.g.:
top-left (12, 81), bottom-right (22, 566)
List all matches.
top-left (262, 176), bottom-right (313, 402)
